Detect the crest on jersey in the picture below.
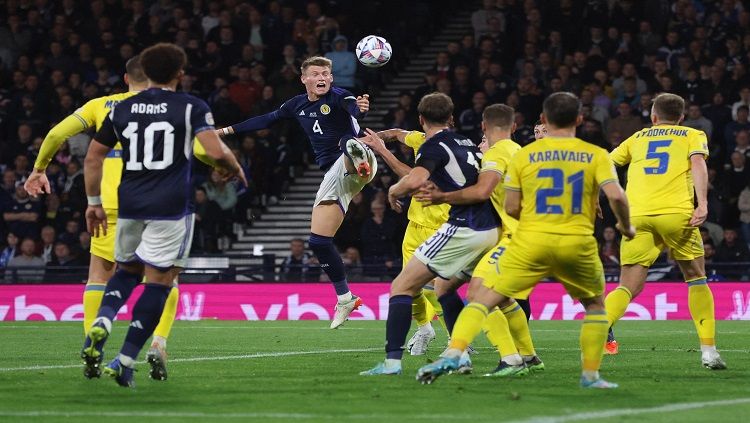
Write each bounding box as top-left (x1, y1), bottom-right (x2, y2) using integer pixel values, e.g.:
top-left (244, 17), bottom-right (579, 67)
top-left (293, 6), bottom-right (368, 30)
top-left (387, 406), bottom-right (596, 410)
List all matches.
top-left (205, 112), bottom-right (215, 125)
top-left (320, 104), bottom-right (331, 115)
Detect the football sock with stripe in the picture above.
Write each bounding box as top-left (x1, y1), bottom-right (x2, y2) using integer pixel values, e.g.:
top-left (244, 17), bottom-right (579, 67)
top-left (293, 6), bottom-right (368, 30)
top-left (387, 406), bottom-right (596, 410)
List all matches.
top-left (385, 295), bottom-right (414, 360)
top-left (502, 301), bottom-right (536, 356)
top-left (83, 281), bottom-right (106, 335)
top-left (119, 283), bottom-right (171, 366)
top-left (483, 307), bottom-right (518, 359)
top-left (687, 277), bottom-right (716, 347)
top-left (412, 290), bottom-right (430, 326)
top-left (96, 269), bottom-right (141, 324)
top-left (438, 291), bottom-right (464, 335)
top-left (308, 233), bottom-right (350, 298)
top-left (449, 302), bottom-right (488, 351)
top-left (580, 310), bottom-right (608, 380)
top-left (604, 285), bottom-right (632, 326)
top-left (153, 282), bottom-right (179, 341)
top-left (516, 298), bottom-right (531, 321)
top-left (423, 286), bottom-right (449, 334)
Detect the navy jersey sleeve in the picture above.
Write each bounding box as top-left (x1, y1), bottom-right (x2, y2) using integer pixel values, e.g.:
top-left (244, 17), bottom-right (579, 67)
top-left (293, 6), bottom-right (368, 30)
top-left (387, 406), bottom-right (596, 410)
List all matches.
top-left (190, 98), bottom-right (215, 134)
top-left (334, 88), bottom-right (366, 120)
top-left (415, 141), bottom-right (447, 174)
top-left (231, 98), bottom-right (296, 134)
top-left (94, 114), bottom-right (118, 148)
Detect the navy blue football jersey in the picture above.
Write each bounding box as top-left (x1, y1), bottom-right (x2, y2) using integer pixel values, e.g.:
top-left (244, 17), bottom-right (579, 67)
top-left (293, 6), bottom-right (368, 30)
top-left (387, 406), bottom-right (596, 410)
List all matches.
top-left (95, 88), bottom-right (215, 219)
top-left (416, 130), bottom-right (500, 230)
top-left (231, 86), bottom-right (364, 169)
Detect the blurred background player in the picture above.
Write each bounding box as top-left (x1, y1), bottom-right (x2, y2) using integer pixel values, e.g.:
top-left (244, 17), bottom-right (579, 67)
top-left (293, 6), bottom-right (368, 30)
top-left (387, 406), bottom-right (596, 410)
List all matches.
top-left (416, 104), bottom-right (542, 376)
top-left (360, 93), bottom-right (499, 376)
top-left (604, 93), bottom-right (726, 370)
top-left (416, 93), bottom-right (634, 388)
top-left (23, 55), bottom-right (222, 380)
top-left (82, 43), bottom-right (245, 388)
top-left (216, 56), bottom-right (376, 329)
top-left (363, 127), bottom-right (450, 355)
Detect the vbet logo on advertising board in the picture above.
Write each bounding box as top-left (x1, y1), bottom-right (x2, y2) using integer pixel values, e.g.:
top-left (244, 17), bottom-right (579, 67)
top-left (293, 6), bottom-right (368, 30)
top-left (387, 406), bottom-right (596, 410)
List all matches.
top-left (1, 282), bottom-right (750, 321)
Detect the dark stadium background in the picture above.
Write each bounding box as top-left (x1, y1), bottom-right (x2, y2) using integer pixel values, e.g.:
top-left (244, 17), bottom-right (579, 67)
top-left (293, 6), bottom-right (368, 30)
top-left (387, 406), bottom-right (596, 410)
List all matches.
top-left (0, 0), bottom-right (748, 283)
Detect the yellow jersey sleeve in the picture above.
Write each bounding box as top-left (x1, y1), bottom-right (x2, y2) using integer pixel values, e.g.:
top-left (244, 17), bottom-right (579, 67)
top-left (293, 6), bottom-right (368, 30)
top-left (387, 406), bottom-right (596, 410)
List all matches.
top-left (404, 131), bottom-right (426, 150)
top-left (687, 129), bottom-right (709, 158)
top-left (609, 135), bottom-right (633, 167)
top-left (504, 156), bottom-right (522, 192)
top-left (483, 140), bottom-right (521, 236)
top-left (595, 150), bottom-right (619, 187)
top-left (34, 114), bottom-right (88, 170)
top-left (193, 139), bottom-right (218, 167)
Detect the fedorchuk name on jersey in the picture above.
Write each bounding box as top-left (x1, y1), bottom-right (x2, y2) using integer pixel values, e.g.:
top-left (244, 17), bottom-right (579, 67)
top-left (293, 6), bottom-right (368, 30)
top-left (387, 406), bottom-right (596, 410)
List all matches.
top-left (528, 150), bottom-right (594, 164)
top-left (636, 127), bottom-right (689, 138)
top-left (130, 103), bottom-right (168, 114)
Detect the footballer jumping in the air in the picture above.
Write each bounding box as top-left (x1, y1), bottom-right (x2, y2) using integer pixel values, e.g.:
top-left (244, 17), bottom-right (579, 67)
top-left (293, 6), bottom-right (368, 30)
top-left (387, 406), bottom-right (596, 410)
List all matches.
top-left (416, 93), bottom-right (634, 388)
top-left (81, 43), bottom-right (245, 387)
top-left (604, 93), bottom-right (727, 370)
top-left (23, 56), bottom-right (222, 380)
top-left (216, 56), bottom-right (376, 329)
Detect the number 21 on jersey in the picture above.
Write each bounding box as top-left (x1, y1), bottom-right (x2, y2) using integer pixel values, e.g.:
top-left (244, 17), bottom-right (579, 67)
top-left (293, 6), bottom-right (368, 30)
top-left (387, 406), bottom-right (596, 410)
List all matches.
top-left (536, 168), bottom-right (584, 215)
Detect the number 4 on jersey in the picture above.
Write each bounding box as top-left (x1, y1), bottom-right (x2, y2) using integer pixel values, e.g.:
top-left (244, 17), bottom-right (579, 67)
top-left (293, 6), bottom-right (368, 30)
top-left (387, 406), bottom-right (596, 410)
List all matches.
top-left (312, 119), bottom-right (323, 135)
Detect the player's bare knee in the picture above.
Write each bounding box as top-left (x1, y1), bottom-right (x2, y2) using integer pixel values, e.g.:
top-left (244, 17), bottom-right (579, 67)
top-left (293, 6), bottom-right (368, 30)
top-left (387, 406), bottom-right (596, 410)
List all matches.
top-left (677, 258), bottom-right (705, 281)
top-left (580, 295), bottom-right (605, 312)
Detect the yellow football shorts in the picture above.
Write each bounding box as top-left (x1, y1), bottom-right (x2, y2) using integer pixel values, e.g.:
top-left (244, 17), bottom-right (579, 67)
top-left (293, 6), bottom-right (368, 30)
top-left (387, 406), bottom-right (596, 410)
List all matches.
top-left (90, 208), bottom-right (117, 262)
top-left (620, 213), bottom-right (704, 267)
top-left (402, 221), bottom-right (439, 264)
top-left (485, 230), bottom-right (604, 300)
top-left (472, 235), bottom-right (512, 283)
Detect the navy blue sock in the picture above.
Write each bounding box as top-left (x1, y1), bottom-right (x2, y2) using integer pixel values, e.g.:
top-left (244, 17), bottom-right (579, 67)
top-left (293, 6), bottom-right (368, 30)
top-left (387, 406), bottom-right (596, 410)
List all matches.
top-left (607, 327), bottom-right (616, 342)
top-left (438, 291), bottom-right (465, 336)
top-left (119, 283), bottom-right (171, 361)
top-left (308, 233), bottom-right (349, 296)
top-left (516, 298), bottom-right (531, 321)
top-left (97, 269), bottom-right (141, 323)
top-left (385, 295), bottom-right (413, 360)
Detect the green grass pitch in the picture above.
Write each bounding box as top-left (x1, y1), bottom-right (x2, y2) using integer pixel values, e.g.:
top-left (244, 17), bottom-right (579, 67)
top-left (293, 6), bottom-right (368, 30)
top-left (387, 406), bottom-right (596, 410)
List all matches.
top-left (1, 320), bottom-right (749, 422)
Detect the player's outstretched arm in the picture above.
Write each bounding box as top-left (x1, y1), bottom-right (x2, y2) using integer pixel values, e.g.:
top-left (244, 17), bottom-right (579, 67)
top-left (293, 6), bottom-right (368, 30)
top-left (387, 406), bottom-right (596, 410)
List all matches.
top-left (601, 182), bottom-right (635, 239)
top-left (196, 130), bottom-right (248, 187)
top-left (376, 128), bottom-right (409, 143)
top-left (83, 139), bottom-right (110, 238)
top-left (360, 129), bottom-right (411, 178)
top-left (387, 167), bottom-right (430, 212)
top-left (689, 154), bottom-right (709, 227)
top-left (216, 110), bottom-right (282, 137)
top-left (26, 114), bottom-right (90, 197)
top-left (416, 171), bottom-right (501, 206)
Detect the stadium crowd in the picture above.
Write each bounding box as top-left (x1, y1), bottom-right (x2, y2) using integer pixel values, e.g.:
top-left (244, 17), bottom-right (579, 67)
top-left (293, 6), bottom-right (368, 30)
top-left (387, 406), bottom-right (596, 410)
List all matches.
top-left (0, 0), bottom-right (749, 281)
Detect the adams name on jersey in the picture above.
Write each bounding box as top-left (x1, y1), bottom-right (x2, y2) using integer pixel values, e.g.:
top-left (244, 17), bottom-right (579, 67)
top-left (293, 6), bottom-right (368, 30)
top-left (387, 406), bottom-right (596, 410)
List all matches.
top-left (95, 88), bottom-right (215, 220)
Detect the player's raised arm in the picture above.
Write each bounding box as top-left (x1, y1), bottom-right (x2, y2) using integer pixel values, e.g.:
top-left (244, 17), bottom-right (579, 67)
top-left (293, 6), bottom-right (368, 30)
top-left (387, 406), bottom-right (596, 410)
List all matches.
top-left (376, 128), bottom-right (409, 143)
top-left (216, 108), bottom-right (285, 137)
top-left (340, 92), bottom-right (369, 118)
top-left (360, 129), bottom-right (412, 178)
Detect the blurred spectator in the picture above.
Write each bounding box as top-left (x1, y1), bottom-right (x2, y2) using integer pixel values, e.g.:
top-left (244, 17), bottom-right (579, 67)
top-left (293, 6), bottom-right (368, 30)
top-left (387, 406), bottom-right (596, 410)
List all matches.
top-left (683, 104), bottom-right (714, 139)
top-left (58, 220), bottom-right (81, 246)
top-left (38, 225), bottom-right (56, 263)
top-left (471, 0), bottom-right (503, 41)
top-left (342, 246), bottom-right (363, 280)
top-left (193, 187), bottom-right (222, 254)
top-left (458, 91), bottom-right (487, 142)
top-left (6, 238), bottom-right (44, 282)
top-left (731, 87), bottom-right (750, 120)
top-left (360, 201), bottom-right (397, 276)
top-left (325, 35), bottom-right (356, 91)
top-left (203, 169), bottom-right (238, 239)
top-left (280, 238), bottom-right (320, 282)
top-left (0, 233), bottom-right (19, 268)
top-left (722, 152), bottom-right (750, 226)
top-left (3, 182), bottom-right (41, 239)
top-left (335, 192), bottom-right (369, 251)
top-left (723, 105), bottom-right (750, 152)
top-left (598, 227), bottom-right (620, 266)
top-left (228, 65), bottom-right (261, 116)
top-left (48, 241), bottom-right (84, 267)
top-left (739, 182), bottom-right (750, 248)
top-left (608, 103), bottom-right (644, 145)
top-left (714, 228), bottom-right (750, 266)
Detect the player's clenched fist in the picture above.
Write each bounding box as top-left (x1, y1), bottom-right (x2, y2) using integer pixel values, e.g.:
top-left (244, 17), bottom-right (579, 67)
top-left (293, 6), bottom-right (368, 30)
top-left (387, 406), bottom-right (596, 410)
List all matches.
top-left (356, 94), bottom-right (370, 113)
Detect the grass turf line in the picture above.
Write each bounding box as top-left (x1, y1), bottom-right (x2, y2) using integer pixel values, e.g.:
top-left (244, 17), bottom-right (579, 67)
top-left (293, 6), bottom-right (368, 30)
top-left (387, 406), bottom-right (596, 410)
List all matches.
top-left (0, 320), bottom-right (748, 423)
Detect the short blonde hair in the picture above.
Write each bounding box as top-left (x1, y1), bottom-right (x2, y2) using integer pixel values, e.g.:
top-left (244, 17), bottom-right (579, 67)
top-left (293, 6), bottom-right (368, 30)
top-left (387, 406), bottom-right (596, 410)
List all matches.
top-left (301, 56), bottom-right (332, 73)
top-left (652, 93), bottom-right (685, 122)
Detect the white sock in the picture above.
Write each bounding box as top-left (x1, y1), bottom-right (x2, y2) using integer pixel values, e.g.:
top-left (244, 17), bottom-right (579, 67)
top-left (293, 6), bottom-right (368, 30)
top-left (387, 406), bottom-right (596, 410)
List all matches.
top-left (337, 292), bottom-right (353, 303)
top-left (582, 370), bottom-right (600, 382)
top-left (152, 335), bottom-right (167, 350)
top-left (418, 322), bottom-right (433, 333)
top-left (523, 355), bottom-right (536, 362)
top-left (701, 345), bottom-right (718, 355)
top-left (118, 354), bottom-right (136, 368)
top-left (502, 353), bottom-right (523, 366)
top-left (384, 358), bottom-right (401, 368)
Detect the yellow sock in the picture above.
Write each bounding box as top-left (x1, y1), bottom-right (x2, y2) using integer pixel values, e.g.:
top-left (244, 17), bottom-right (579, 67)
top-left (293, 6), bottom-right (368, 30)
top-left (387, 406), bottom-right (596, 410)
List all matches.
top-left (502, 302), bottom-right (536, 356)
top-left (412, 291), bottom-right (431, 326)
top-left (448, 302), bottom-right (488, 351)
top-left (83, 281), bottom-right (106, 335)
top-left (687, 278), bottom-right (716, 346)
top-left (580, 311), bottom-right (608, 372)
top-left (423, 287), bottom-right (448, 335)
top-left (604, 286), bottom-right (632, 327)
top-left (153, 285), bottom-right (179, 340)
top-left (483, 308), bottom-right (517, 358)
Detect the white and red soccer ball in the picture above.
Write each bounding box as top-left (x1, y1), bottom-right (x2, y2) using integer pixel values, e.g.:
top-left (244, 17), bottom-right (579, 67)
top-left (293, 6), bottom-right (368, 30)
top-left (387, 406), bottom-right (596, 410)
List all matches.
top-left (355, 35), bottom-right (392, 68)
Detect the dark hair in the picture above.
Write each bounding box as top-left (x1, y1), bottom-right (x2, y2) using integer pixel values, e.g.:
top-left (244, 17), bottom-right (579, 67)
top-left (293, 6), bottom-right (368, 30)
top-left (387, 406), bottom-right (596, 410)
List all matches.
top-left (417, 92), bottom-right (454, 125)
top-left (542, 92), bottom-right (581, 128)
top-left (140, 43), bottom-right (187, 84)
top-left (125, 54), bottom-right (147, 83)
top-left (482, 104), bottom-right (514, 129)
top-left (652, 93), bottom-right (685, 122)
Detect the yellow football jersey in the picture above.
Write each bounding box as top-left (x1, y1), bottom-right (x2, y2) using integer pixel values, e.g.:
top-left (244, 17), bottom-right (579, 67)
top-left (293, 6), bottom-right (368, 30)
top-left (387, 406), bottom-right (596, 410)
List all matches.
top-left (611, 125), bottom-right (708, 217)
top-left (481, 138), bottom-right (521, 236)
top-left (505, 137), bottom-right (618, 236)
top-left (73, 92), bottom-right (136, 210)
top-left (404, 131), bottom-right (450, 230)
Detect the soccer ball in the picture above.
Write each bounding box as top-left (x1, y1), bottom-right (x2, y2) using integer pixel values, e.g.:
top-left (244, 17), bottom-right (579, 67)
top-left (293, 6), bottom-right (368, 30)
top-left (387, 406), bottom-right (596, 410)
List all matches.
top-left (355, 35), bottom-right (392, 68)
